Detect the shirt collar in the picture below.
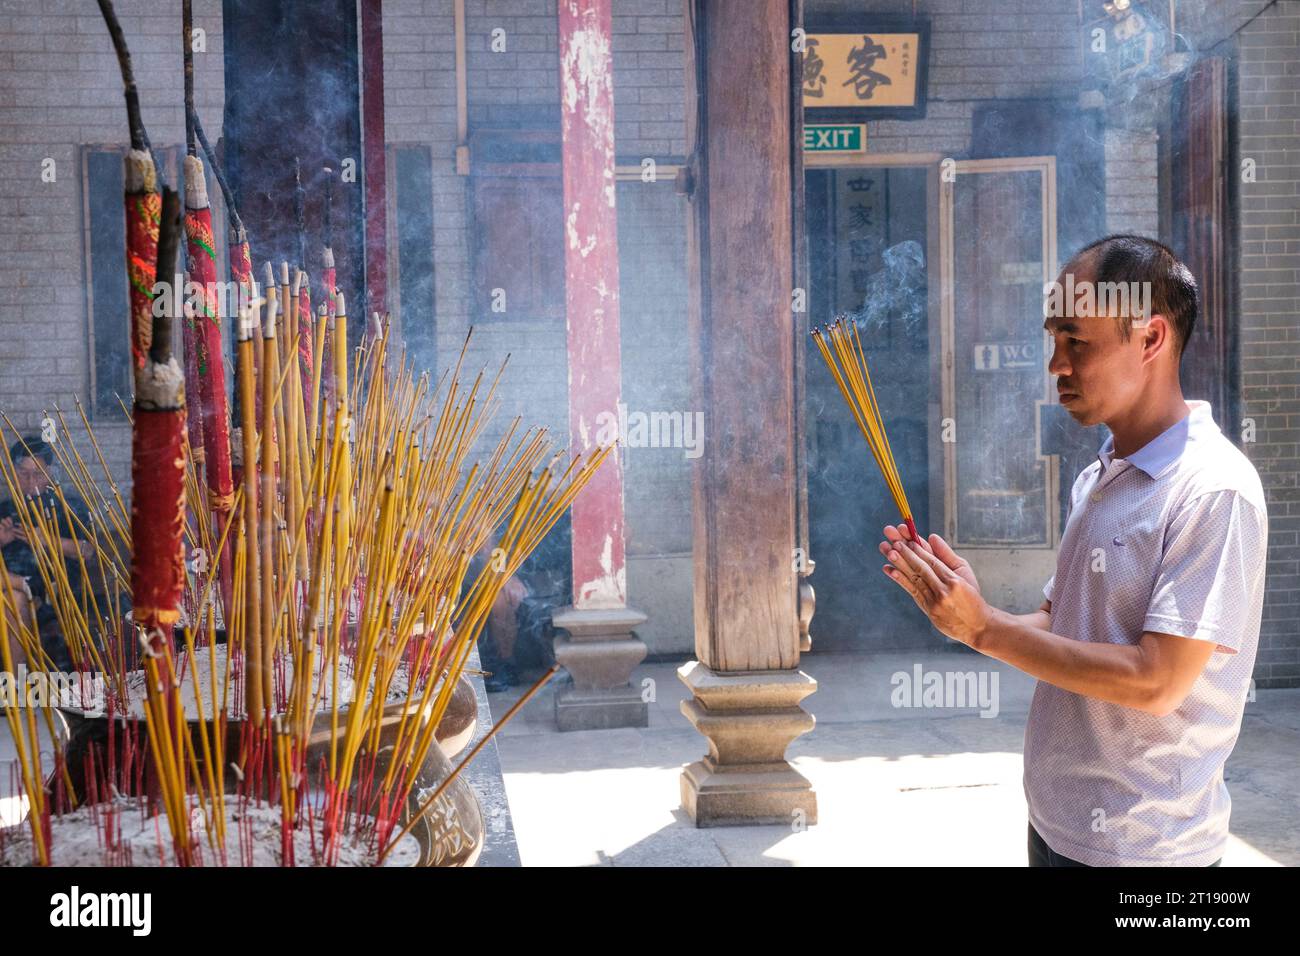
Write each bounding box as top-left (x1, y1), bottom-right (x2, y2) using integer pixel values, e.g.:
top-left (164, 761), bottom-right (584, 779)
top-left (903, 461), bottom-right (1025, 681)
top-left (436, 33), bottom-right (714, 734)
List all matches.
top-left (1097, 400), bottom-right (1216, 479)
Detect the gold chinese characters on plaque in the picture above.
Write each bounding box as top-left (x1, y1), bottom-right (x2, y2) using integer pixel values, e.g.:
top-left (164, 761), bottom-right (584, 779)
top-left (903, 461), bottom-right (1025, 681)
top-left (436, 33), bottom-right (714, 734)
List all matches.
top-left (803, 33), bottom-right (922, 110)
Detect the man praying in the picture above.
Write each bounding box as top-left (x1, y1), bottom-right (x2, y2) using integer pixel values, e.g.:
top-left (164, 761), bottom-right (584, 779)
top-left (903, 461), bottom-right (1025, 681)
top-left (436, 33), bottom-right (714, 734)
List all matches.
top-left (879, 235), bottom-right (1267, 867)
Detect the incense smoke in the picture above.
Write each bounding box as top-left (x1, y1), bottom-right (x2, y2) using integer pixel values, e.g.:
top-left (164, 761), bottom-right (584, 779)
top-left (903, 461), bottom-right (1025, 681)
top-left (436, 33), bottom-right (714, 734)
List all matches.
top-left (844, 239), bottom-right (927, 344)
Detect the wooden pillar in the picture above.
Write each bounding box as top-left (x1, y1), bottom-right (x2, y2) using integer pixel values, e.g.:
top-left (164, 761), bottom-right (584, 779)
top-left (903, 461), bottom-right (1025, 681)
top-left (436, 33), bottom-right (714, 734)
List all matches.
top-left (1172, 56), bottom-right (1233, 429)
top-left (551, 0), bottom-right (648, 732)
top-left (679, 0), bottom-right (817, 826)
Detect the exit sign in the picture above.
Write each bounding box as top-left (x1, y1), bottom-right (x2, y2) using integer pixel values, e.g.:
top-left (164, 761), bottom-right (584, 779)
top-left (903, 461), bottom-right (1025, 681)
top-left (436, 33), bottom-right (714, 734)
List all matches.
top-left (803, 123), bottom-right (866, 154)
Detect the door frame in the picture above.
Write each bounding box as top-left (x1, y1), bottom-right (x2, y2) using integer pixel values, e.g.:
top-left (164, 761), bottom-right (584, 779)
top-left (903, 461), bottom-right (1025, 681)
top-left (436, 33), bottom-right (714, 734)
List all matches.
top-left (804, 151), bottom-right (944, 544)
top-left (938, 155), bottom-right (1060, 552)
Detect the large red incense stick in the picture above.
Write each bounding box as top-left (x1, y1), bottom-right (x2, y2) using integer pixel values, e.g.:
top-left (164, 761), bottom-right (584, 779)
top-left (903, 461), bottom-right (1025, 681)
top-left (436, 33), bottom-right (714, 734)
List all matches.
top-left (131, 190), bottom-right (187, 639)
top-left (124, 151), bottom-right (160, 372)
top-left (132, 186), bottom-right (192, 868)
top-left (183, 159), bottom-right (234, 508)
top-left (100, 0), bottom-right (191, 863)
top-left (179, 4), bottom-right (205, 475)
top-left (297, 271), bottom-right (314, 416)
top-left (229, 224), bottom-right (253, 290)
top-left (183, 155), bottom-right (236, 614)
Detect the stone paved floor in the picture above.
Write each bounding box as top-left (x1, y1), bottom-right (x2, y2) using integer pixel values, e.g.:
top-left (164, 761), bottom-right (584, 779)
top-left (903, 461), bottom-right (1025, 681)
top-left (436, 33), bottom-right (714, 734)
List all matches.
top-left (488, 650), bottom-right (1300, 867)
top-left (3, 649), bottom-right (1295, 866)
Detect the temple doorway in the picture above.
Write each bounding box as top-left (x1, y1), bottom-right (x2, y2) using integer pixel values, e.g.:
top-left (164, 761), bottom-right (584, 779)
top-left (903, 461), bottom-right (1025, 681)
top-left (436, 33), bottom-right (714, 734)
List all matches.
top-left (805, 156), bottom-right (936, 650)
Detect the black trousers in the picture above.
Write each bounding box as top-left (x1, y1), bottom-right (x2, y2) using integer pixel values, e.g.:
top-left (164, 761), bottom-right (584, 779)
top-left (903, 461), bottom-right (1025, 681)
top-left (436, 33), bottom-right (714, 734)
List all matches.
top-left (1028, 823), bottom-right (1222, 867)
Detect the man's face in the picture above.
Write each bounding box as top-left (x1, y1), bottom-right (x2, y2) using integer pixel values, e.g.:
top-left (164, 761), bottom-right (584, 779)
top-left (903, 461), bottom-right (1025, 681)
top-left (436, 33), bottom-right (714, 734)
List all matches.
top-left (1044, 263), bottom-right (1150, 428)
top-left (15, 456), bottom-right (49, 497)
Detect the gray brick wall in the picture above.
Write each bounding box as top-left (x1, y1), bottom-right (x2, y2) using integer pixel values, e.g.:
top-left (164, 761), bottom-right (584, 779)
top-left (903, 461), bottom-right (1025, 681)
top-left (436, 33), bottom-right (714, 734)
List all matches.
top-left (618, 180), bottom-right (692, 559)
top-left (0, 0), bottom-right (225, 490)
top-left (810, 0), bottom-right (1085, 155)
top-left (381, 0), bottom-right (693, 655)
top-left (1233, 0), bottom-right (1300, 687)
top-left (1103, 128), bottom-right (1160, 237)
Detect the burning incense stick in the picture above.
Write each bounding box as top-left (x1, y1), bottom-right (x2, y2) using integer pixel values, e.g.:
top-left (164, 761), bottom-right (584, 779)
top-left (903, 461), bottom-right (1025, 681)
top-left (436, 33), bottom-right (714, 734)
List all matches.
top-left (131, 185), bottom-right (194, 861)
top-left (5, 7), bottom-right (619, 862)
top-left (183, 157), bottom-right (236, 605)
top-left (236, 291), bottom-right (265, 726)
top-left (122, 144), bottom-right (159, 375)
top-left (132, 190), bottom-right (187, 637)
top-left (811, 316), bottom-right (918, 542)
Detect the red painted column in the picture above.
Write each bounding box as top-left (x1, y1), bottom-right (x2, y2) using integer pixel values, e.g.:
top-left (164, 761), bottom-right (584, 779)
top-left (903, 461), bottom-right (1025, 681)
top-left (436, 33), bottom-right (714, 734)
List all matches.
top-left (360, 0), bottom-right (388, 317)
top-left (552, 0), bottom-right (647, 732)
top-left (559, 0), bottom-right (625, 610)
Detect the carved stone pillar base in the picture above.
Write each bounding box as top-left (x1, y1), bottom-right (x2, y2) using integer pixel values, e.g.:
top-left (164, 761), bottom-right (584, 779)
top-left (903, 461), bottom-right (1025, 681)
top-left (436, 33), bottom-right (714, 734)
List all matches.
top-left (677, 661), bottom-right (817, 827)
top-left (552, 606), bottom-right (648, 732)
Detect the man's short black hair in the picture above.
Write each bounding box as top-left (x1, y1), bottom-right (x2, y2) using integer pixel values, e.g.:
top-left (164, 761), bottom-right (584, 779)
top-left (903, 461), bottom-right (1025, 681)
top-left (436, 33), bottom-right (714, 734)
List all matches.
top-left (9, 435), bottom-right (53, 466)
top-left (1067, 234), bottom-right (1199, 359)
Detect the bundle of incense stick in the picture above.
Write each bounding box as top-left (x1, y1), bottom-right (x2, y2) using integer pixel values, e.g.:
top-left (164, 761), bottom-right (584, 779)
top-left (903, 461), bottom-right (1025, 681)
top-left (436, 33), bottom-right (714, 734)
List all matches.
top-left (0, 0), bottom-right (615, 868)
top-left (132, 186), bottom-right (197, 862)
top-left (0, 316), bottom-right (612, 866)
top-left (811, 316), bottom-right (918, 542)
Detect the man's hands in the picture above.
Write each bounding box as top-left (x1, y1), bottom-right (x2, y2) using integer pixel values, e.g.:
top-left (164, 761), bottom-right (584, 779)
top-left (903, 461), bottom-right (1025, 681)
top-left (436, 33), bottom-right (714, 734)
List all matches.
top-left (879, 524), bottom-right (980, 592)
top-left (1, 514), bottom-right (88, 560)
top-left (57, 536), bottom-right (91, 560)
top-left (878, 523), bottom-right (992, 648)
top-left (876, 526), bottom-right (1214, 717)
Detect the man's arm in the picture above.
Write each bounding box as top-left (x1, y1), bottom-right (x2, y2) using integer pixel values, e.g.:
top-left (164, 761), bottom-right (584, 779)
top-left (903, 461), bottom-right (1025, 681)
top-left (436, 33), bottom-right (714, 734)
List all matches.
top-left (54, 493), bottom-right (93, 560)
top-left (7, 519), bottom-right (88, 559)
top-left (58, 536), bottom-right (92, 560)
top-left (973, 606), bottom-right (1214, 717)
top-left (884, 539), bottom-right (1215, 717)
top-left (1012, 598), bottom-right (1051, 634)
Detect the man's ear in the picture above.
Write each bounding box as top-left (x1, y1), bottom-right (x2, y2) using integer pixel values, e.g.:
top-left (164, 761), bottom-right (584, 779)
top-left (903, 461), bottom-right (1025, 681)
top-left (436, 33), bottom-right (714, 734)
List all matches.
top-left (1137, 313), bottom-right (1171, 362)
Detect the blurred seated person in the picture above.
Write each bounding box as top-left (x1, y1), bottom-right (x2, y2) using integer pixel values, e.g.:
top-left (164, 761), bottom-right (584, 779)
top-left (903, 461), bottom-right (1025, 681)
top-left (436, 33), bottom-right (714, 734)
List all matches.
top-left (0, 436), bottom-right (93, 670)
top-left (471, 514), bottom-right (572, 693)
top-left (1, 560), bottom-right (37, 670)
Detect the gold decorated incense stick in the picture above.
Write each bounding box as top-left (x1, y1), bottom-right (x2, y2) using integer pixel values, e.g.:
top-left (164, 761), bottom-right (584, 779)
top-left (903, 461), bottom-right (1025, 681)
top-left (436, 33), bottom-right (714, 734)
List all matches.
top-left (2, 225), bottom-right (612, 867)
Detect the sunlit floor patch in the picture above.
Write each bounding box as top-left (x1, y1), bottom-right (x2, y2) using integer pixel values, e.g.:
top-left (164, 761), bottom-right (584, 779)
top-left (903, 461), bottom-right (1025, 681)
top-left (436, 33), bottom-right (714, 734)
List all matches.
top-left (493, 654), bottom-right (1298, 867)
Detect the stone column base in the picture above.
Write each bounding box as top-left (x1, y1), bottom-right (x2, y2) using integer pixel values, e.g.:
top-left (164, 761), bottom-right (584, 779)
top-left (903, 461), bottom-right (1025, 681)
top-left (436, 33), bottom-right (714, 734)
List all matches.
top-left (552, 606), bottom-right (648, 732)
top-left (678, 661), bottom-right (817, 827)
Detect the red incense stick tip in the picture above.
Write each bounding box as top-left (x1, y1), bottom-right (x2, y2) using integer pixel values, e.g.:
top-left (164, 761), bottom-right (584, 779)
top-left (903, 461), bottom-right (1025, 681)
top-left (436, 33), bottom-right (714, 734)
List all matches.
top-left (904, 516), bottom-right (919, 543)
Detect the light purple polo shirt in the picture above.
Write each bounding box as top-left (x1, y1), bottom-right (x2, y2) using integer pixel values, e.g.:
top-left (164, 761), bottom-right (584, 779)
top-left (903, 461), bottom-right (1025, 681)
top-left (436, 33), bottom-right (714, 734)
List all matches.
top-left (1024, 400), bottom-right (1268, 866)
